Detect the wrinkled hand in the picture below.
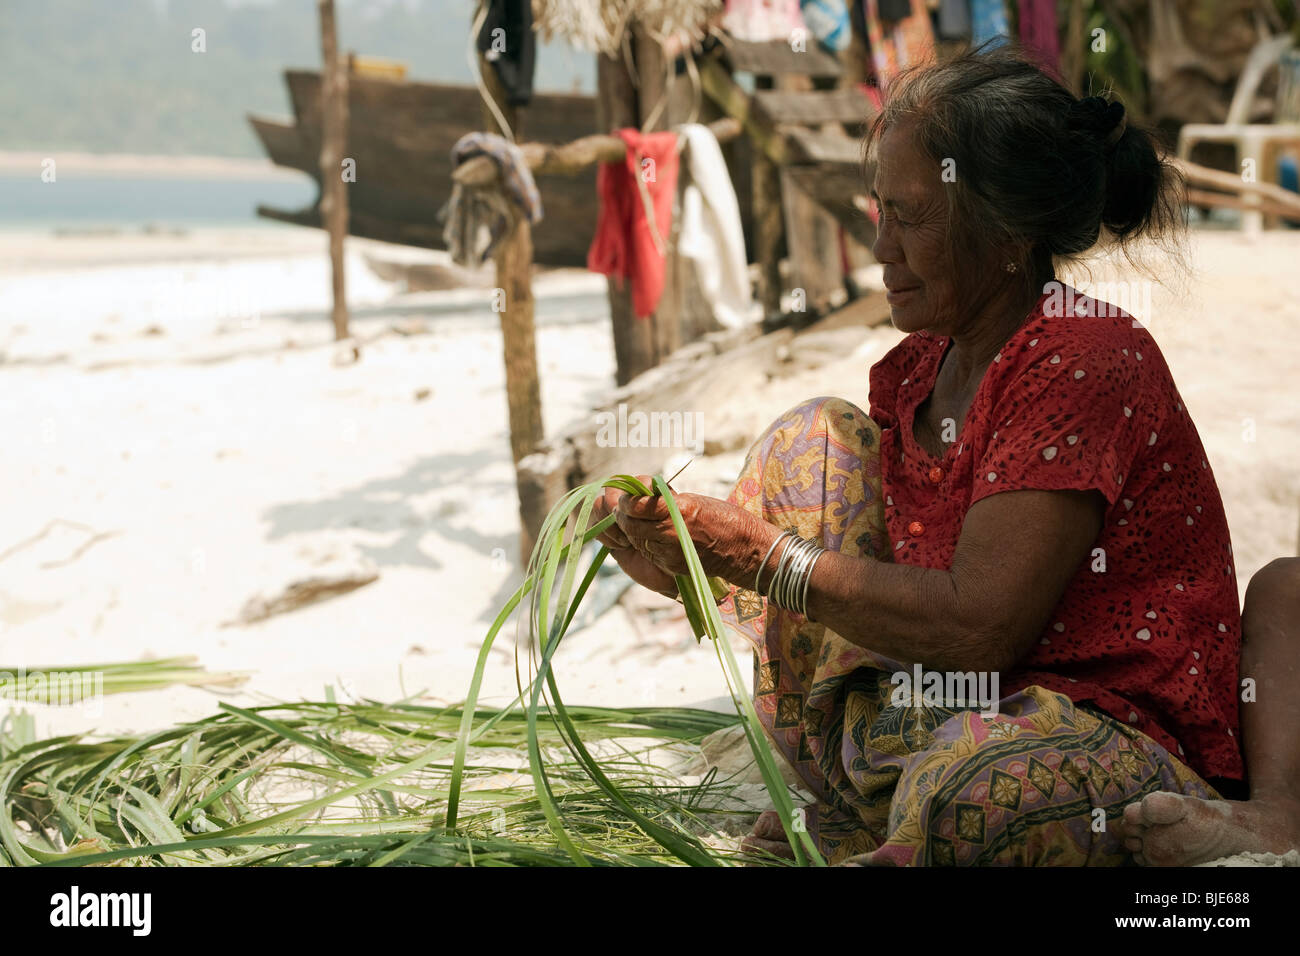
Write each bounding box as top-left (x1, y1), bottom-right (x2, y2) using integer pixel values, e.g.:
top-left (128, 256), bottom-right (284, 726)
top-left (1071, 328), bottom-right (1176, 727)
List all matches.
top-left (591, 479), bottom-right (678, 598)
top-left (614, 484), bottom-right (757, 580)
top-left (591, 476), bottom-right (760, 595)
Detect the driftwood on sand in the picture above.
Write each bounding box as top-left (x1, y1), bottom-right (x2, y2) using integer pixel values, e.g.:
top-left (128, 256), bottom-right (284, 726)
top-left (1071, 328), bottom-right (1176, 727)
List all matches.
top-left (226, 567), bottom-right (379, 626)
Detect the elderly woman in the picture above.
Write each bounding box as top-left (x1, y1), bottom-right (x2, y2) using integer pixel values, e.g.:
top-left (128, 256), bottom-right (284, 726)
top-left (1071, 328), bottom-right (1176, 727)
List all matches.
top-left (593, 48), bottom-right (1300, 866)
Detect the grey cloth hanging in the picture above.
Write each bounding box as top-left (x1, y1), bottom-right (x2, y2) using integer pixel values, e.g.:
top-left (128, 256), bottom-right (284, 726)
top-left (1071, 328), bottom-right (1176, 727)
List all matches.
top-left (937, 0), bottom-right (973, 39)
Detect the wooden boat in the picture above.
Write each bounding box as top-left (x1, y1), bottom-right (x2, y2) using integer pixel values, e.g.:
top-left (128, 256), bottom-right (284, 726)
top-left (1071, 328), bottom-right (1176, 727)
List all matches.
top-left (248, 68), bottom-right (600, 266)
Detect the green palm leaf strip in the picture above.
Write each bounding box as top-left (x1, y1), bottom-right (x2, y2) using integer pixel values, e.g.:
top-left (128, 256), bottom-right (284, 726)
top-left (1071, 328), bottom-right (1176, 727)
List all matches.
top-left (447, 472), bottom-right (825, 866)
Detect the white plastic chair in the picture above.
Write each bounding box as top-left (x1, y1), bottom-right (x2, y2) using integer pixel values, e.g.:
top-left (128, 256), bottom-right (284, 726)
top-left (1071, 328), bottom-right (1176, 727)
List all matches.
top-left (1177, 35), bottom-right (1300, 235)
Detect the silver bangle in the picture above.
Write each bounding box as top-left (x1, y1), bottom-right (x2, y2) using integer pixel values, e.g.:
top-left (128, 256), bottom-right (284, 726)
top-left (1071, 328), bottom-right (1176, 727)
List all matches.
top-left (755, 531), bottom-right (793, 596)
top-left (774, 537), bottom-right (803, 609)
top-left (767, 534), bottom-right (824, 615)
top-left (769, 533), bottom-right (802, 604)
top-left (800, 547), bottom-right (825, 618)
top-left (787, 538), bottom-right (819, 613)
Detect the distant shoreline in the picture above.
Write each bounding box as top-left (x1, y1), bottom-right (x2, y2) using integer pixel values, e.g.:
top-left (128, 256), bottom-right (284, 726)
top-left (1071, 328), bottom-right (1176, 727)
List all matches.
top-left (0, 151), bottom-right (308, 181)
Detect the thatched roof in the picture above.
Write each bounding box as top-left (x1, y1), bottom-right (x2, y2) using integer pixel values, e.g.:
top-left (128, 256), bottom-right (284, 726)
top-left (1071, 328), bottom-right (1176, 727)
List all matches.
top-left (532, 0), bottom-right (723, 54)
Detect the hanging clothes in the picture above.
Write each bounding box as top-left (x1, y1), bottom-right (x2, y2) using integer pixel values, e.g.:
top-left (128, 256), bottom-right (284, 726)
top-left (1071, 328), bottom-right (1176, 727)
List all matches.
top-left (675, 124), bottom-right (758, 330)
top-left (861, 0), bottom-right (936, 88)
top-left (801, 0), bottom-right (852, 51)
top-left (440, 132), bottom-right (544, 268)
top-left (587, 129), bottom-right (680, 319)
top-left (477, 0), bottom-right (536, 107)
top-left (722, 0), bottom-right (805, 44)
top-left (970, 0), bottom-right (1011, 49)
top-left (1017, 0), bottom-right (1061, 73)
top-left (936, 0), bottom-right (972, 40)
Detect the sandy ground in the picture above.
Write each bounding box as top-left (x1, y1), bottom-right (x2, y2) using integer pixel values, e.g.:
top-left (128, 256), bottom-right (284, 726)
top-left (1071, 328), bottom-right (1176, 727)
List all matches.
top-left (1, 225), bottom-right (753, 739)
top-left (1, 225), bottom-right (1297, 867)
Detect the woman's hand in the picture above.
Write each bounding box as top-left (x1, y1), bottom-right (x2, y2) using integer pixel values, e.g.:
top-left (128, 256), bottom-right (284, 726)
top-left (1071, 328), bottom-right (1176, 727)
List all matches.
top-left (614, 486), bottom-right (766, 582)
top-left (591, 482), bottom-right (679, 598)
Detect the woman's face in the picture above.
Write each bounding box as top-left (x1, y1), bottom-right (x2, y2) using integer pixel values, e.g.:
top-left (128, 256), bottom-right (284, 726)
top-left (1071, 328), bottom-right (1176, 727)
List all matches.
top-left (870, 120), bottom-right (961, 335)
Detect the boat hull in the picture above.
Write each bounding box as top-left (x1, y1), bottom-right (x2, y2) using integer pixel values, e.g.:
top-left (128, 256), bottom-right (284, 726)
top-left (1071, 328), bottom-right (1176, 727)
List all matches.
top-left (249, 70), bottom-right (599, 266)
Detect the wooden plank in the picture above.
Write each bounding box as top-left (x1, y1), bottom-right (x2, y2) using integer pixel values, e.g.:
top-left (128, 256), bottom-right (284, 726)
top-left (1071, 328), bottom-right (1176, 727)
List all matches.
top-left (1176, 157), bottom-right (1300, 214)
top-left (1187, 187), bottom-right (1300, 221)
top-left (453, 118), bottom-right (742, 184)
top-left (752, 74), bottom-right (784, 319)
top-left (782, 163), bottom-right (877, 249)
top-left (781, 125), bottom-right (864, 165)
top-left (781, 165), bottom-right (841, 316)
top-left (700, 58), bottom-right (793, 166)
top-left (753, 87), bottom-right (874, 128)
top-left (721, 38), bottom-right (841, 78)
top-left (515, 326), bottom-right (785, 542)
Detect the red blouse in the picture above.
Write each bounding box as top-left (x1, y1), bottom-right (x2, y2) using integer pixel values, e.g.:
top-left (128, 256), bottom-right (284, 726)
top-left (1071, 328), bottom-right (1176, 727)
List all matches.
top-left (868, 287), bottom-right (1244, 782)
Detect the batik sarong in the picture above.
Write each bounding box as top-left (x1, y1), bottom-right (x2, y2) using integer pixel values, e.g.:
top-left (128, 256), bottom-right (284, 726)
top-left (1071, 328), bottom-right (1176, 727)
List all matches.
top-left (716, 397), bottom-right (1219, 865)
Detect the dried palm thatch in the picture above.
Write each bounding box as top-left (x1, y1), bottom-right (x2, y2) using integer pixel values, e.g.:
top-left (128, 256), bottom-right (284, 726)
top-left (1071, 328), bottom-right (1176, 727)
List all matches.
top-left (533, 0), bottom-right (723, 54)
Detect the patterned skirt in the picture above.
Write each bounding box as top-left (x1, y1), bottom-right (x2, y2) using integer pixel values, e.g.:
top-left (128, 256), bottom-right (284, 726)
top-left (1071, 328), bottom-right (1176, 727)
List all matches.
top-left (716, 397), bottom-right (1218, 865)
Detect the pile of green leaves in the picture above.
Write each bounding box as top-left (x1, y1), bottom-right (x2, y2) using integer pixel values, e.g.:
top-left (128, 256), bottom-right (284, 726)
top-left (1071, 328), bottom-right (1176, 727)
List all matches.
top-left (0, 475), bottom-right (821, 866)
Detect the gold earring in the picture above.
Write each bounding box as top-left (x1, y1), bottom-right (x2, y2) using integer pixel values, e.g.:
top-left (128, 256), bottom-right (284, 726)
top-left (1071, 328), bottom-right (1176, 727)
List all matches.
top-left (1004, 261), bottom-right (1019, 274)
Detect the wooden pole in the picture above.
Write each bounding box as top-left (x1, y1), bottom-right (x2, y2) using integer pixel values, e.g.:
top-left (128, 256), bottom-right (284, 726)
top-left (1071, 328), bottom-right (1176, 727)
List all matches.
top-left (452, 117), bottom-right (741, 185)
top-left (752, 75), bottom-right (783, 319)
top-left (477, 63), bottom-right (543, 465)
top-left (633, 26), bottom-right (684, 363)
top-left (596, 49), bottom-right (657, 386)
top-left (317, 0), bottom-right (350, 342)
top-left (474, 14), bottom-right (545, 559)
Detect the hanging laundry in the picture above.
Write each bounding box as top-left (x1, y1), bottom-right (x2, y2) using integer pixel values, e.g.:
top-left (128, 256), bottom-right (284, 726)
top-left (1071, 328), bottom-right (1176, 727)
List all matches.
top-left (861, 0), bottom-right (936, 88)
top-left (675, 124), bottom-right (758, 330)
top-left (477, 0), bottom-right (536, 107)
top-left (587, 129), bottom-right (680, 319)
top-left (440, 132), bottom-right (544, 268)
top-left (1018, 0), bottom-right (1061, 72)
top-left (971, 0), bottom-right (1011, 49)
top-left (722, 0), bottom-right (804, 44)
top-left (801, 0), bottom-right (852, 51)
top-left (936, 0), bottom-right (972, 40)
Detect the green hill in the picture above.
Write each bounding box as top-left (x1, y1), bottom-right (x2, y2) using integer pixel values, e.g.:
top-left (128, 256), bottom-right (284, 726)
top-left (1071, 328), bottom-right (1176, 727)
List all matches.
top-left (0, 0), bottom-right (594, 158)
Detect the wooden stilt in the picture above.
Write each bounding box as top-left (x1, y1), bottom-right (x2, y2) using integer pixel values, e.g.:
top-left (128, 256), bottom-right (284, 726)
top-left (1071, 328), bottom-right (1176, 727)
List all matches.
top-left (317, 0), bottom-right (350, 343)
top-left (476, 29), bottom-right (545, 561)
top-left (752, 75), bottom-right (784, 319)
top-left (596, 49), bottom-right (657, 386)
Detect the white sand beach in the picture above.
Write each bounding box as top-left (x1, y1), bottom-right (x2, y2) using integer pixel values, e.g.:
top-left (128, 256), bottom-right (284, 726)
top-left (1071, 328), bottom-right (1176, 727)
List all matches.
top-left (2, 223), bottom-right (1297, 761)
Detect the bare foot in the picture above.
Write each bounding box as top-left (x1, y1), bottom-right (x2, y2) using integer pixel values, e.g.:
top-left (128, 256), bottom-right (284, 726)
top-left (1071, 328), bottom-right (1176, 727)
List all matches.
top-left (1120, 792), bottom-right (1300, 866)
top-left (741, 809), bottom-right (797, 862)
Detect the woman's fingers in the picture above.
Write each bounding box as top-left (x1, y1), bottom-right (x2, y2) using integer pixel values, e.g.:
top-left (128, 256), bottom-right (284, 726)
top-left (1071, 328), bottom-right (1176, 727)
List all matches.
top-left (617, 493), bottom-right (670, 521)
top-left (593, 487), bottom-right (631, 550)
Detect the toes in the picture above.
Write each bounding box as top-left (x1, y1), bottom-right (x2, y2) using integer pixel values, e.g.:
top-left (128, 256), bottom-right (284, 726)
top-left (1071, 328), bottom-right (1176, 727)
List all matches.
top-left (752, 809), bottom-right (788, 841)
top-left (741, 834), bottom-right (797, 862)
top-left (1122, 800), bottom-right (1145, 829)
top-left (1124, 836), bottom-right (1144, 853)
top-left (1141, 791), bottom-right (1191, 826)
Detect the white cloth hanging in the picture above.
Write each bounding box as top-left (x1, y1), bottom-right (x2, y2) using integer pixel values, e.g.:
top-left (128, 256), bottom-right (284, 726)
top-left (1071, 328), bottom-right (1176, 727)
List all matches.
top-left (674, 123), bottom-right (758, 330)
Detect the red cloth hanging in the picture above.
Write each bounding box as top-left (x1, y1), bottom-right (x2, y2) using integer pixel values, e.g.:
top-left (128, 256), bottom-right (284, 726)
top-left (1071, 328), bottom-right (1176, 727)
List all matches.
top-left (1018, 0), bottom-right (1061, 74)
top-left (587, 128), bottom-right (680, 319)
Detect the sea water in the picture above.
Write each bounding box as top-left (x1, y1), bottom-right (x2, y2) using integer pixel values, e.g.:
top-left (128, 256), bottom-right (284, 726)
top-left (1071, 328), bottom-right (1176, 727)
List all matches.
top-left (0, 170), bottom-right (316, 231)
